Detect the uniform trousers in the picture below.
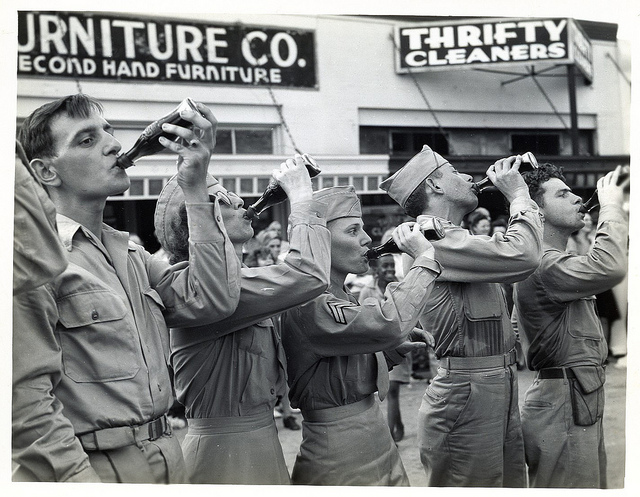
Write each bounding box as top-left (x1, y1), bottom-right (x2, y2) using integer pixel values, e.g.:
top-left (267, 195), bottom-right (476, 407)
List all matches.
top-left (182, 411), bottom-right (290, 484)
top-left (418, 364), bottom-right (525, 487)
top-left (293, 394), bottom-right (409, 486)
top-left (87, 433), bottom-right (187, 483)
top-left (521, 376), bottom-right (607, 488)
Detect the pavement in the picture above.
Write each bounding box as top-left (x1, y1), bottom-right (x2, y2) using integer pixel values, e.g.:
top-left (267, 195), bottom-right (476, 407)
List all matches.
top-left (268, 361), bottom-right (628, 488)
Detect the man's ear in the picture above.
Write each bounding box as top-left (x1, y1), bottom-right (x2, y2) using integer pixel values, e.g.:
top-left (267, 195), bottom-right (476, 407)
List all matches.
top-left (30, 158), bottom-right (62, 187)
top-left (425, 176), bottom-right (443, 195)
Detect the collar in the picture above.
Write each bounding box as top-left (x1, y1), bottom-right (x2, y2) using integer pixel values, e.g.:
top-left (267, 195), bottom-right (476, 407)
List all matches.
top-left (56, 214), bottom-right (91, 252)
top-left (416, 214), bottom-right (455, 227)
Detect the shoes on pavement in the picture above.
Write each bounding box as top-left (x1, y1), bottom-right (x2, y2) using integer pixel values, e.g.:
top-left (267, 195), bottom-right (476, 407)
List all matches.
top-left (392, 422), bottom-right (404, 442)
top-left (283, 416), bottom-right (301, 430)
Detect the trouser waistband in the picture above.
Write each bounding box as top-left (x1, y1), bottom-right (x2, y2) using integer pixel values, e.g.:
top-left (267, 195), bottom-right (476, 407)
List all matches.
top-left (78, 415), bottom-right (170, 451)
top-left (439, 349), bottom-right (517, 370)
top-left (537, 367), bottom-right (577, 379)
top-left (301, 394), bottom-right (375, 423)
top-left (187, 411), bottom-right (274, 434)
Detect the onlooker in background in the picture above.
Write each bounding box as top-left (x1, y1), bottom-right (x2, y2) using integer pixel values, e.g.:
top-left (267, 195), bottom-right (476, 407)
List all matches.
top-left (465, 208), bottom-right (492, 236)
top-left (244, 247), bottom-right (276, 268)
top-left (359, 253), bottom-right (411, 443)
top-left (281, 185), bottom-right (441, 486)
top-left (13, 94), bottom-right (241, 483)
top-left (514, 164), bottom-right (628, 488)
top-left (380, 146), bottom-right (543, 487)
top-left (157, 155), bottom-right (330, 484)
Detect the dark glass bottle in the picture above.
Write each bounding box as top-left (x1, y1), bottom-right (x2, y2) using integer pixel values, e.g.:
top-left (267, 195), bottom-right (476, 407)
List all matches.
top-left (116, 98), bottom-right (201, 169)
top-left (244, 154), bottom-right (321, 219)
top-left (472, 151), bottom-right (539, 194)
top-left (366, 217), bottom-right (446, 260)
top-left (581, 166), bottom-right (630, 213)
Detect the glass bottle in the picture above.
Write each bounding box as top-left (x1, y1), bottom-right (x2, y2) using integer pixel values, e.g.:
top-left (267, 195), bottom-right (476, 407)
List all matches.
top-left (472, 151), bottom-right (539, 194)
top-left (580, 166), bottom-right (630, 213)
top-left (116, 98), bottom-right (201, 169)
top-left (244, 154), bottom-right (321, 219)
top-left (366, 217), bottom-right (445, 260)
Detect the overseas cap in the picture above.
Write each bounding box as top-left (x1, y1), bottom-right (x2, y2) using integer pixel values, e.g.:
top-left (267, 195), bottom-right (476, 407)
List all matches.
top-left (154, 173), bottom-right (222, 252)
top-left (379, 145), bottom-right (450, 209)
top-left (312, 186), bottom-right (361, 222)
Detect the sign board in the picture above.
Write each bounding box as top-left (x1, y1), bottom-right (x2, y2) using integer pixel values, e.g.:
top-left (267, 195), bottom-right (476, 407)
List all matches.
top-left (395, 18), bottom-right (593, 82)
top-left (17, 11), bottom-right (317, 88)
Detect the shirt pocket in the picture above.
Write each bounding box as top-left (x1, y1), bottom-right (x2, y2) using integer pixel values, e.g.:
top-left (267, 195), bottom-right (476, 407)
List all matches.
top-left (461, 283), bottom-right (503, 321)
top-left (57, 290), bottom-right (141, 382)
top-left (567, 297), bottom-right (603, 341)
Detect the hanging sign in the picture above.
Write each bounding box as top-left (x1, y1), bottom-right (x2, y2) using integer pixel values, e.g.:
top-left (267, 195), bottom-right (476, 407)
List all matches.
top-left (395, 18), bottom-right (593, 82)
top-left (17, 11), bottom-right (317, 88)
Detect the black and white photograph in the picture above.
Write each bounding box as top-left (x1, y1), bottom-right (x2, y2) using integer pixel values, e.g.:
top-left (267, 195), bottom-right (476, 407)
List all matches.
top-left (2, 1), bottom-right (637, 495)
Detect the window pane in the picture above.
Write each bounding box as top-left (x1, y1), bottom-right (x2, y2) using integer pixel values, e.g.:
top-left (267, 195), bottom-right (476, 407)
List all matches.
top-left (368, 176), bottom-right (379, 191)
top-left (130, 179), bottom-right (144, 196)
top-left (321, 176), bottom-right (334, 188)
top-left (222, 178), bottom-right (236, 192)
top-left (352, 176), bottom-right (364, 191)
top-left (240, 178), bottom-right (254, 194)
top-left (511, 133), bottom-right (560, 155)
top-left (213, 129), bottom-right (232, 154)
top-left (337, 176), bottom-right (350, 186)
top-left (236, 129), bottom-right (273, 154)
top-left (148, 179), bottom-right (164, 196)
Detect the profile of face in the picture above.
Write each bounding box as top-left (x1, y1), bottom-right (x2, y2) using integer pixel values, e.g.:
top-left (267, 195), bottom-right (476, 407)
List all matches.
top-left (209, 185), bottom-right (254, 245)
top-left (471, 218), bottom-right (491, 236)
top-left (539, 178), bottom-right (585, 232)
top-left (581, 212), bottom-right (594, 233)
top-left (376, 254), bottom-right (396, 284)
top-left (37, 110), bottom-right (130, 199)
top-left (328, 217), bottom-right (372, 277)
top-left (434, 163), bottom-right (478, 211)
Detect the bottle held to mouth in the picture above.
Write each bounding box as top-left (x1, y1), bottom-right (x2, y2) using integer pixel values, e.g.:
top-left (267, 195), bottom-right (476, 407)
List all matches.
top-left (366, 217), bottom-right (446, 260)
top-left (244, 154), bottom-right (321, 220)
top-left (580, 166), bottom-right (630, 213)
top-left (472, 151), bottom-right (539, 195)
top-left (116, 98), bottom-right (201, 169)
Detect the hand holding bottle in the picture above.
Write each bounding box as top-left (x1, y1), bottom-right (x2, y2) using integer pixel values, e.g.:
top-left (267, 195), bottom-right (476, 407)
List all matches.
top-left (271, 154), bottom-right (314, 206)
top-left (158, 101), bottom-right (217, 203)
top-left (392, 222), bottom-right (435, 260)
top-left (594, 165), bottom-right (630, 209)
top-left (485, 155), bottom-right (531, 204)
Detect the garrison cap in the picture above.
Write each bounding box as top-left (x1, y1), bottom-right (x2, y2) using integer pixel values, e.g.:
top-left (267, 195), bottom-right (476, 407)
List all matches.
top-left (379, 145), bottom-right (450, 209)
top-left (154, 173), bottom-right (223, 252)
top-left (312, 186), bottom-right (361, 222)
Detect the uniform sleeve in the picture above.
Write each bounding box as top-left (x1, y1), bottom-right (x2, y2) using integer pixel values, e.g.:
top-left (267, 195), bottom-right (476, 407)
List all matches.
top-left (289, 254), bottom-right (442, 357)
top-left (426, 198), bottom-right (543, 283)
top-left (147, 199), bottom-right (241, 328)
top-left (537, 205), bottom-right (628, 303)
top-left (12, 287), bottom-right (101, 482)
top-left (183, 199), bottom-right (331, 337)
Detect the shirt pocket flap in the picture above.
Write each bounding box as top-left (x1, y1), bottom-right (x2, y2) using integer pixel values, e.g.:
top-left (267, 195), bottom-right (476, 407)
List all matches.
top-left (143, 287), bottom-right (166, 310)
top-left (462, 283), bottom-right (502, 321)
top-left (58, 291), bottom-right (128, 328)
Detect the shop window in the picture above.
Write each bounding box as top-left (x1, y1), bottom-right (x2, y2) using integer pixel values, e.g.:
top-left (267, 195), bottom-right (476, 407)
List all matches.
top-left (129, 179), bottom-right (144, 196)
top-left (212, 127), bottom-right (274, 155)
top-left (511, 133), bottom-right (560, 155)
top-left (148, 179), bottom-right (164, 196)
top-left (360, 126), bottom-right (449, 155)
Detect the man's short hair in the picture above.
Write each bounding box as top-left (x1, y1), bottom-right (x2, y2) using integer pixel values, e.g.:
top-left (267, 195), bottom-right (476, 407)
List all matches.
top-left (403, 167), bottom-right (443, 218)
top-left (19, 94), bottom-right (104, 161)
top-left (521, 163), bottom-right (567, 207)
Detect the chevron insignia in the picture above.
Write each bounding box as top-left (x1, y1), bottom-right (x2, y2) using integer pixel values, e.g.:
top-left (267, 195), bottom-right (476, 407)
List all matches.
top-left (326, 301), bottom-right (356, 324)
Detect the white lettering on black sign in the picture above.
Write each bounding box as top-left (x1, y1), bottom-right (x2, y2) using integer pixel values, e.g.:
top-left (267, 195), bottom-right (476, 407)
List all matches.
top-left (18, 12), bottom-right (317, 87)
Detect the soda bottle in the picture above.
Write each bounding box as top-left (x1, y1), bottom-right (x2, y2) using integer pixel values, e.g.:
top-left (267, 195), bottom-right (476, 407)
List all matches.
top-left (366, 217), bottom-right (445, 260)
top-left (244, 154), bottom-right (321, 219)
top-left (116, 98), bottom-right (202, 169)
top-left (472, 151), bottom-right (539, 194)
top-left (580, 166), bottom-right (630, 213)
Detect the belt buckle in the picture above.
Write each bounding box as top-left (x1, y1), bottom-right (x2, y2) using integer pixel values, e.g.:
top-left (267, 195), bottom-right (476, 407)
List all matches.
top-left (148, 418), bottom-right (163, 441)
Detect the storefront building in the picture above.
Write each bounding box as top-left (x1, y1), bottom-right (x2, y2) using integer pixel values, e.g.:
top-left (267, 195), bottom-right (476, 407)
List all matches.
top-left (16, 12), bottom-right (631, 250)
